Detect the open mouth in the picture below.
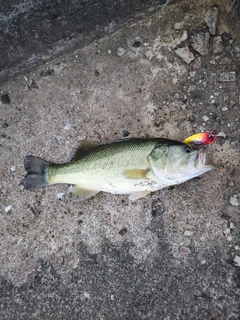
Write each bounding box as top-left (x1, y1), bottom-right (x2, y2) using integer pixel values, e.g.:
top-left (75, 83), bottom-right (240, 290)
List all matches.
top-left (187, 148), bottom-right (206, 169)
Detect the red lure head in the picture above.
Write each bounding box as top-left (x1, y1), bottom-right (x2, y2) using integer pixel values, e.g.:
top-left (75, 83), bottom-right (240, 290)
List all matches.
top-left (182, 132), bottom-right (217, 145)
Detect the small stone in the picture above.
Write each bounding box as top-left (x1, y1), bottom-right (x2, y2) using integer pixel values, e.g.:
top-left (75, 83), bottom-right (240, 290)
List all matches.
top-left (223, 228), bottom-right (231, 236)
top-left (222, 107), bottom-right (228, 111)
top-left (174, 21), bottom-right (185, 30)
top-left (5, 205), bottom-right (12, 213)
top-left (217, 72), bottom-right (236, 82)
top-left (219, 57), bottom-right (232, 65)
top-left (189, 71), bottom-right (196, 77)
top-left (233, 255), bottom-right (240, 267)
top-left (228, 181), bottom-right (235, 186)
top-left (187, 85), bottom-right (196, 92)
top-left (190, 32), bottom-right (210, 56)
top-left (119, 228), bottom-right (127, 235)
top-left (64, 124), bottom-right (71, 131)
top-left (175, 47), bottom-right (195, 64)
top-left (235, 245), bottom-right (240, 250)
top-left (179, 246), bottom-right (191, 256)
top-left (143, 39), bottom-right (149, 46)
top-left (116, 47), bottom-right (126, 56)
top-left (202, 115), bottom-right (209, 122)
top-left (27, 78), bottom-right (39, 90)
top-left (217, 131), bottom-right (226, 138)
top-left (10, 165), bottom-right (16, 172)
top-left (107, 49), bottom-right (112, 55)
top-left (180, 30), bottom-right (188, 42)
top-left (2, 122), bottom-right (9, 128)
top-left (40, 68), bottom-right (54, 77)
top-left (1, 94), bottom-right (10, 104)
top-left (205, 6), bottom-right (219, 36)
top-left (57, 193), bottom-right (64, 199)
top-left (183, 230), bottom-right (193, 237)
top-left (229, 222), bottom-right (235, 229)
top-left (56, 135), bottom-right (62, 141)
top-left (229, 196), bottom-right (239, 207)
top-left (213, 36), bottom-right (224, 54)
top-left (145, 50), bottom-right (155, 61)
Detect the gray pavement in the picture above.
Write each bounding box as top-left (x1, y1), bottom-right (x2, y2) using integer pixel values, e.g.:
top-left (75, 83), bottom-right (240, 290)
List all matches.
top-left (0, 0), bottom-right (240, 319)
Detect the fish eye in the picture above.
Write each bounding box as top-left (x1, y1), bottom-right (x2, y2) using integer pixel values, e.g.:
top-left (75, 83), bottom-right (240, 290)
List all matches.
top-left (208, 133), bottom-right (215, 141)
top-left (184, 145), bottom-right (192, 153)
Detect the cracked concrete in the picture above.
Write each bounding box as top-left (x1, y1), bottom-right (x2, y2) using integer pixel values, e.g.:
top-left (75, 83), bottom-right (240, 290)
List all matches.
top-left (0, 0), bottom-right (240, 319)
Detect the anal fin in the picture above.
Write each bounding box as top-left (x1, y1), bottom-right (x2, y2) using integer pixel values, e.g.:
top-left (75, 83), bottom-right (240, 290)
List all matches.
top-left (124, 169), bottom-right (148, 179)
top-left (129, 190), bottom-right (150, 201)
top-left (69, 185), bottom-right (99, 201)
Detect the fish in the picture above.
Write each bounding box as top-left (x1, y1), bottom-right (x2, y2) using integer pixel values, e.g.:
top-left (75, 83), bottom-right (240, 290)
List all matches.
top-left (23, 137), bottom-right (214, 201)
top-left (182, 132), bottom-right (217, 146)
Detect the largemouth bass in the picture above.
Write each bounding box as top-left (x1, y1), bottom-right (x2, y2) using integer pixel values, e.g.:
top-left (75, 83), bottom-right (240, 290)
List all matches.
top-left (24, 137), bottom-right (213, 201)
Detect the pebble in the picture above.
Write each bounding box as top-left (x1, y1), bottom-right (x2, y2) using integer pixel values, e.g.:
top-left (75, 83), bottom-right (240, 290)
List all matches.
top-left (10, 165), bottom-right (16, 172)
top-left (222, 107), bottom-right (228, 111)
top-left (2, 122), bottom-right (9, 128)
top-left (179, 246), bottom-right (191, 256)
top-left (233, 255), bottom-right (240, 267)
top-left (116, 47), bottom-right (126, 56)
top-left (190, 32), bottom-right (210, 56)
top-left (219, 57), bottom-right (232, 65)
top-left (229, 222), bottom-right (235, 229)
top-left (1, 94), bottom-right (10, 104)
top-left (229, 196), bottom-right (239, 207)
top-left (183, 230), bottom-right (193, 237)
top-left (57, 193), bottom-right (64, 199)
top-left (213, 36), bottom-right (224, 54)
top-left (56, 135), bottom-right (62, 141)
top-left (205, 6), bottom-right (219, 36)
top-left (174, 21), bottom-right (185, 30)
top-left (228, 181), bottom-right (235, 186)
top-left (175, 47), bottom-right (195, 64)
top-left (187, 85), bottom-right (196, 92)
top-left (107, 49), bottom-right (112, 55)
top-left (40, 68), bottom-right (54, 77)
top-left (202, 115), bottom-right (209, 122)
top-left (223, 228), bottom-right (231, 236)
top-left (145, 50), bottom-right (155, 61)
top-left (143, 39), bottom-right (149, 46)
top-left (64, 123), bottom-right (71, 131)
top-left (5, 205), bottom-right (12, 213)
top-left (217, 131), bottom-right (226, 138)
top-left (217, 72), bottom-right (236, 82)
top-left (180, 30), bottom-right (188, 42)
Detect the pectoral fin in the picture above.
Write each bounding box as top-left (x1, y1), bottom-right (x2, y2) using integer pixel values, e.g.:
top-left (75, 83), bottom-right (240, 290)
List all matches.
top-left (128, 190), bottom-right (150, 200)
top-left (69, 185), bottom-right (99, 201)
top-left (124, 169), bottom-right (148, 179)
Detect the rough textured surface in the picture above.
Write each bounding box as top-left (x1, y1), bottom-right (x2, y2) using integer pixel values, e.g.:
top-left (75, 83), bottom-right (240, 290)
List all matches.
top-left (0, 0), bottom-right (174, 84)
top-left (0, 0), bottom-right (240, 319)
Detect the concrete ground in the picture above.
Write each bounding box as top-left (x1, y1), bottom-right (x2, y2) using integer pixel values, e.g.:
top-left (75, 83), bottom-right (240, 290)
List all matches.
top-left (0, 0), bottom-right (240, 319)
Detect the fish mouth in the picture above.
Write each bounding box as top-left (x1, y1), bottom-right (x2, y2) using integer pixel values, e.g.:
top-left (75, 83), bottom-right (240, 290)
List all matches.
top-left (187, 147), bottom-right (211, 170)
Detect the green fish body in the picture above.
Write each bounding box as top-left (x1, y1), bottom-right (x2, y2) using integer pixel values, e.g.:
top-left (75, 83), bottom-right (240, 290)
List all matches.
top-left (24, 138), bottom-right (213, 201)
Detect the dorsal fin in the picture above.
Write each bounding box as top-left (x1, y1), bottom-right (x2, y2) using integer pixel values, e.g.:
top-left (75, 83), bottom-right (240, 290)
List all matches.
top-left (70, 139), bottom-right (102, 161)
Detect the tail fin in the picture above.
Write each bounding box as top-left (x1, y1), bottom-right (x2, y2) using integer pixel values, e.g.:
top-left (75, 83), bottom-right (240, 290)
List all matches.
top-left (24, 155), bottom-right (50, 189)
